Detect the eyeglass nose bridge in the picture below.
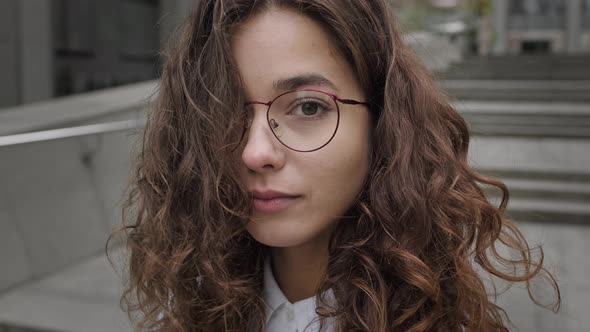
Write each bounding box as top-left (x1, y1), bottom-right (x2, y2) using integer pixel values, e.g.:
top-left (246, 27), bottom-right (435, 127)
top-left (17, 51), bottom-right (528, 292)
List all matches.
top-left (243, 100), bottom-right (272, 129)
top-left (245, 100), bottom-right (272, 107)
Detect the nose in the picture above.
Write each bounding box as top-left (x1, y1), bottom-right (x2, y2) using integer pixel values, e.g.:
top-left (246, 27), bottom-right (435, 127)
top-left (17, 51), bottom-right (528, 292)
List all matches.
top-left (241, 107), bottom-right (286, 173)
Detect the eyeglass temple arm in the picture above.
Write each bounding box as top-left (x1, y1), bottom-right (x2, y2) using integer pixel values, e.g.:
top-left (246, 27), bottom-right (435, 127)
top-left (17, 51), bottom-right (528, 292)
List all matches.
top-left (336, 98), bottom-right (370, 107)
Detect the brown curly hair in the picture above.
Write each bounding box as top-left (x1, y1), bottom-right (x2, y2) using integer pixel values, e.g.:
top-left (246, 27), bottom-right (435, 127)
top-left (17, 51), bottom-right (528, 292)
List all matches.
top-left (109, 0), bottom-right (560, 331)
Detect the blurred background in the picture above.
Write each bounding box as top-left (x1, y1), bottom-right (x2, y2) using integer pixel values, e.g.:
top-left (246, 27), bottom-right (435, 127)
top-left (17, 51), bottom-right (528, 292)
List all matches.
top-left (0, 0), bottom-right (588, 331)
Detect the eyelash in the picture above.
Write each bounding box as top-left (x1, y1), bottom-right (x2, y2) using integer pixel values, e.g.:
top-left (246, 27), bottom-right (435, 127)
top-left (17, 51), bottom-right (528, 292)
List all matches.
top-left (289, 99), bottom-right (332, 119)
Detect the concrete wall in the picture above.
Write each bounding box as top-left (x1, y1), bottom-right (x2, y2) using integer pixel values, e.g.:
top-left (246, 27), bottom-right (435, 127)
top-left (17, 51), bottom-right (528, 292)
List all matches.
top-left (0, 82), bottom-right (151, 292)
top-left (0, 129), bottom-right (138, 292)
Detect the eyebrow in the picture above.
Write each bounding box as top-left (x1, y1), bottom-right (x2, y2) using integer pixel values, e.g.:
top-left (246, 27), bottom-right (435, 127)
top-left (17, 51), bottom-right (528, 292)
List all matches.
top-left (272, 73), bottom-right (339, 92)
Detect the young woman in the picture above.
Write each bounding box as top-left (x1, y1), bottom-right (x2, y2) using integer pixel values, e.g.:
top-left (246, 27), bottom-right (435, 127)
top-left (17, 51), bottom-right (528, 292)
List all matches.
top-left (115, 0), bottom-right (560, 331)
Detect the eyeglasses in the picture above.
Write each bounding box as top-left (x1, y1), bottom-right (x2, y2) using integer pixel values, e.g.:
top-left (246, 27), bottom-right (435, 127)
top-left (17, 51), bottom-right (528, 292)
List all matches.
top-left (240, 89), bottom-right (369, 152)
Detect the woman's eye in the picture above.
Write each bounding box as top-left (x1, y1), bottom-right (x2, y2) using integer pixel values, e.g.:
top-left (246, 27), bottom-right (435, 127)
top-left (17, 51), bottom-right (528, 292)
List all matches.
top-left (293, 101), bottom-right (327, 117)
top-left (301, 102), bottom-right (319, 116)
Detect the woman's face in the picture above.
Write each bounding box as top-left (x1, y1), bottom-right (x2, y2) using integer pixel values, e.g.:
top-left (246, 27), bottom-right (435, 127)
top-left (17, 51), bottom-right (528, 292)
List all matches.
top-left (232, 7), bottom-right (371, 248)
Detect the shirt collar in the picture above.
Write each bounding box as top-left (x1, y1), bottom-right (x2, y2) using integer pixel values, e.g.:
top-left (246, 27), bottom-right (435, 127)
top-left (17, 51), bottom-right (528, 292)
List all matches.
top-left (261, 255), bottom-right (337, 324)
top-left (262, 254), bottom-right (290, 321)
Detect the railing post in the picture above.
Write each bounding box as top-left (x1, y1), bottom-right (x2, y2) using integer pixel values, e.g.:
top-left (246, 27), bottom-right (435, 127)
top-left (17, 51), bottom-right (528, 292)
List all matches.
top-left (493, 0), bottom-right (509, 55)
top-left (567, 0), bottom-right (582, 54)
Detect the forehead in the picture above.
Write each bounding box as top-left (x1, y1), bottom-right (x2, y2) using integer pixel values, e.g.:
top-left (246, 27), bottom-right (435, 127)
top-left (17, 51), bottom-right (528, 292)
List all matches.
top-left (230, 7), bottom-right (356, 100)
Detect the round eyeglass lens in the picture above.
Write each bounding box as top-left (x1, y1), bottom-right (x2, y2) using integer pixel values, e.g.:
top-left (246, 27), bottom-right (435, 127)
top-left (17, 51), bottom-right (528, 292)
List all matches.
top-left (267, 90), bottom-right (339, 152)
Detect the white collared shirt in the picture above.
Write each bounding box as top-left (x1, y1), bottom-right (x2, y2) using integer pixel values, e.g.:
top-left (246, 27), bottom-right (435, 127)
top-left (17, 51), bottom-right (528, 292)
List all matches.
top-left (262, 256), bottom-right (336, 332)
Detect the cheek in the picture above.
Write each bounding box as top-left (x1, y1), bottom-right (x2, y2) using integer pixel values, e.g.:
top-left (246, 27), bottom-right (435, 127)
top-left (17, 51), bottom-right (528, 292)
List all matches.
top-left (329, 112), bottom-right (371, 178)
top-left (305, 116), bottom-right (371, 212)
top-left (322, 150), bottom-right (368, 197)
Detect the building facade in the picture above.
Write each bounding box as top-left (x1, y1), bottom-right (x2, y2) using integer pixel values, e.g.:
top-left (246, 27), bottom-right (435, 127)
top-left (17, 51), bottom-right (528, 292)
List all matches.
top-left (493, 0), bottom-right (590, 54)
top-left (0, 0), bottom-right (192, 108)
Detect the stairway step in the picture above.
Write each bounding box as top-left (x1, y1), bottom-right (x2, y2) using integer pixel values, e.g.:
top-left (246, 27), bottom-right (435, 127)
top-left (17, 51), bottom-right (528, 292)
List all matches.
top-left (483, 178), bottom-right (590, 202)
top-left (440, 55), bottom-right (590, 80)
top-left (441, 80), bottom-right (590, 90)
top-left (467, 123), bottom-right (590, 138)
top-left (0, 323), bottom-right (56, 332)
top-left (453, 100), bottom-right (590, 138)
top-left (508, 198), bottom-right (590, 214)
top-left (454, 100), bottom-right (590, 116)
top-left (505, 198), bottom-right (590, 224)
top-left (476, 168), bottom-right (590, 224)
top-left (476, 168), bottom-right (590, 182)
top-left (439, 80), bottom-right (590, 102)
top-left (502, 178), bottom-right (590, 193)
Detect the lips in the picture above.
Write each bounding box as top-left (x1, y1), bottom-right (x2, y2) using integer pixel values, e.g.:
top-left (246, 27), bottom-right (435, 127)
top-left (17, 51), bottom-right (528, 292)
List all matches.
top-left (250, 190), bottom-right (301, 213)
top-left (251, 190), bottom-right (298, 200)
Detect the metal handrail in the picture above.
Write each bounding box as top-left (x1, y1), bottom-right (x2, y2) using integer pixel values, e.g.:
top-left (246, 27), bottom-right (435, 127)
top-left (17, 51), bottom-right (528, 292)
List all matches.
top-left (0, 119), bottom-right (146, 147)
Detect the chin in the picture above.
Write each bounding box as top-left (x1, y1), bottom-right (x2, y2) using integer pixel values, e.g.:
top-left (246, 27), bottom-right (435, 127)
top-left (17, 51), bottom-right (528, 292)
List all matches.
top-left (245, 218), bottom-right (310, 248)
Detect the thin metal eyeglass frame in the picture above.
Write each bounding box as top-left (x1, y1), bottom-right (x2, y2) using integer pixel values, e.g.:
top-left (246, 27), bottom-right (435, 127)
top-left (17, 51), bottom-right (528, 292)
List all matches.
top-left (241, 88), bottom-right (370, 152)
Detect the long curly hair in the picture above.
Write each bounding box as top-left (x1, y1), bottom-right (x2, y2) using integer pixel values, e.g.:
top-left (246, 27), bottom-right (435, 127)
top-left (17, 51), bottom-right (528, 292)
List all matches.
top-left (109, 0), bottom-right (561, 331)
